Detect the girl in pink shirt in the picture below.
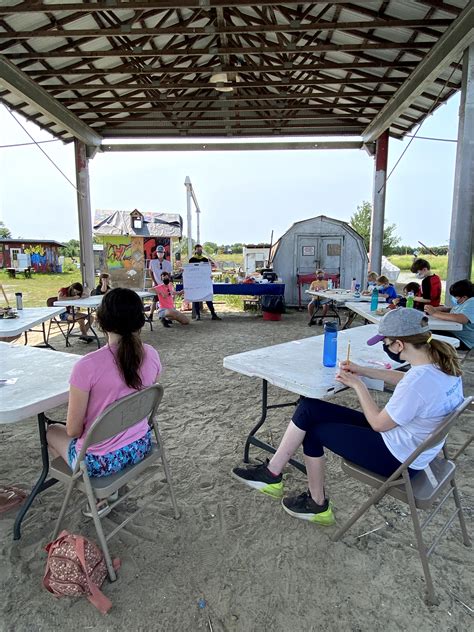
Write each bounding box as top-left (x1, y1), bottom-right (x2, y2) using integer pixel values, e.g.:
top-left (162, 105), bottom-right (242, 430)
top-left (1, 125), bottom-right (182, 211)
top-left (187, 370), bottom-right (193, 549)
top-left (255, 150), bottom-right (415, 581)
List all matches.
top-left (47, 288), bottom-right (161, 513)
top-left (154, 271), bottom-right (189, 327)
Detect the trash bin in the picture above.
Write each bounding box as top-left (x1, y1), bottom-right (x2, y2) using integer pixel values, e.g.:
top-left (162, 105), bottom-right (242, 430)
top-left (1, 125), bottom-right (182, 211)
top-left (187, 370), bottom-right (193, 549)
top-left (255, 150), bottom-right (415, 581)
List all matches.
top-left (261, 295), bottom-right (286, 321)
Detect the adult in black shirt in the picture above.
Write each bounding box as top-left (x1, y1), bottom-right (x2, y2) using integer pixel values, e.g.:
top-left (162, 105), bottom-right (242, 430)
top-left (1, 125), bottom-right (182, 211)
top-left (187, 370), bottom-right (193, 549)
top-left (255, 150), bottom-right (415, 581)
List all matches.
top-left (188, 244), bottom-right (221, 320)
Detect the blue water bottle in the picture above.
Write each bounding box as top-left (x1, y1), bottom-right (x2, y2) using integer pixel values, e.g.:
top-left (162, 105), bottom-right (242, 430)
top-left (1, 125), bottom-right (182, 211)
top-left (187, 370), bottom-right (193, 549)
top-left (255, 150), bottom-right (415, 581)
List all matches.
top-left (370, 285), bottom-right (379, 311)
top-left (323, 322), bottom-right (338, 367)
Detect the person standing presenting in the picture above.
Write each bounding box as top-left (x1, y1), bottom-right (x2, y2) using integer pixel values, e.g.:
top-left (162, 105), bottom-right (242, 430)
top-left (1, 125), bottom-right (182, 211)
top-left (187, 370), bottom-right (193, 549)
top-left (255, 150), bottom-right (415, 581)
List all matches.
top-left (149, 245), bottom-right (173, 320)
top-left (188, 244), bottom-right (221, 321)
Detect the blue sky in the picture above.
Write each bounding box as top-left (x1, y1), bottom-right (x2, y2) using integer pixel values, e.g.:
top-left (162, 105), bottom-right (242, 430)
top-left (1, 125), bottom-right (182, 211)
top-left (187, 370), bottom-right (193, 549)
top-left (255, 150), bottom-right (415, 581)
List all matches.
top-left (0, 94), bottom-right (458, 247)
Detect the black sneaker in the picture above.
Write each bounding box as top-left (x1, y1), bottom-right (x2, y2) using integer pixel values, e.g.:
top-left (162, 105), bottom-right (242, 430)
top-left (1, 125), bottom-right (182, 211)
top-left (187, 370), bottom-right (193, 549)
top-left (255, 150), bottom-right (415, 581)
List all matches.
top-left (281, 491), bottom-right (335, 525)
top-left (79, 335), bottom-right (94, 343)
top-left (231, 460), bottom-right (283, 498)
top-left (161, 318), bottom-right (172, 328)
top-left (211, 314), bottom-right (221, 320)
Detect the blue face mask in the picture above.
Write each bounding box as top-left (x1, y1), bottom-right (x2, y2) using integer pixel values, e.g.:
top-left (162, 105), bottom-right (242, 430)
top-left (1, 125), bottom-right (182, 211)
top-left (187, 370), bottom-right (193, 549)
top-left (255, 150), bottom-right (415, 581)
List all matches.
top-left (451, 297), bottom-right (458, 305)
top-left (376, 285), bottom-right (385, 290)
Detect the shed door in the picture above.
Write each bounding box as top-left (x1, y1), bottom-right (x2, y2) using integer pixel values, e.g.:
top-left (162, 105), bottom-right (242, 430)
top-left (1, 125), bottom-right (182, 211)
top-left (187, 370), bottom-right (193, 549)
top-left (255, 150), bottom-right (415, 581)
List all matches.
top-left (320, 237), bottom-right (342, 274)
top-left (296, 236), bottom-right (320, 274)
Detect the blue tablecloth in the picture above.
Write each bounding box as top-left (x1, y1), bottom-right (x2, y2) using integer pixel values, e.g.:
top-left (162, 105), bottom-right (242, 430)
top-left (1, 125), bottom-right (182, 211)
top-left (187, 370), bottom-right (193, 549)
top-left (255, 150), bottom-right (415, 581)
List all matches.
top-left (175, 283), bottom-right (285, 296)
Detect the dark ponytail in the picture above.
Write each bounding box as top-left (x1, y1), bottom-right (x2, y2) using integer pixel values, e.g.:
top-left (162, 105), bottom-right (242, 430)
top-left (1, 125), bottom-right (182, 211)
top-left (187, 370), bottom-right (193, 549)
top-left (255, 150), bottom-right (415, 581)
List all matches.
top-left (96, 288), bottom-right (146, 389)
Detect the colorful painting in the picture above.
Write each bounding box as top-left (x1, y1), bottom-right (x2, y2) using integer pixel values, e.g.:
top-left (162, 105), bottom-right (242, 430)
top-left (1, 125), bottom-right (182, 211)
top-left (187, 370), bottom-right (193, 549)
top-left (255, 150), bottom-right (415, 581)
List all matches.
top-left (105, 236), bottom-right (132, 270)
top-left (101, 236), bottom-right (146, 289)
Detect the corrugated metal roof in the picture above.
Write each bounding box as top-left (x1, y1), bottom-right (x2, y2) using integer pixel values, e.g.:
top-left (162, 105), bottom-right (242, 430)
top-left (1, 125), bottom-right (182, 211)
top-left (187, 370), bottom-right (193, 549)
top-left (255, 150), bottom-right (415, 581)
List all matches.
top-left (0, 1), bottom-right (470, 141)
top-left (93, 209), bottom-right (183, 237)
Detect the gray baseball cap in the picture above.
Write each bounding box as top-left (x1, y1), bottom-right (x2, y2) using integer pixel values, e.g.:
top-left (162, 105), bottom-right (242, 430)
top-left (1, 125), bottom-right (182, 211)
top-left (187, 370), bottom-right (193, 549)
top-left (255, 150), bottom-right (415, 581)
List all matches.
top-left (156, 245), bottom-right (165, 253)
top-left (367, 307), bottom-right (430, 345)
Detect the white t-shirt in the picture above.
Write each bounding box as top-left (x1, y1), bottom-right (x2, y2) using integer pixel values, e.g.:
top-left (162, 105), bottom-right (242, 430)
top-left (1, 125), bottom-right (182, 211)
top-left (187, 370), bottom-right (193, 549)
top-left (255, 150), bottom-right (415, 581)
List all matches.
top-left (149, 258), bottom-right (172, 283)
top-left (383, 364), bottom-right (463, 469)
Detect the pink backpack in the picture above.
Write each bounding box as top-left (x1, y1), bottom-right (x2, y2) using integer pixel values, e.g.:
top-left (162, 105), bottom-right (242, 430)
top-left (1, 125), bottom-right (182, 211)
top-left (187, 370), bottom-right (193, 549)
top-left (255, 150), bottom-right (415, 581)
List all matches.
top-left (43, 530), bottom-right (120, 614)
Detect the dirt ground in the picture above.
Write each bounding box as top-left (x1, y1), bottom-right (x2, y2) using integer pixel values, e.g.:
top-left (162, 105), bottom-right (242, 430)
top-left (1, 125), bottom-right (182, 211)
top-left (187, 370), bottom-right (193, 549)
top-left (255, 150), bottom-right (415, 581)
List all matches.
top-left (0, 307), bottom-right (472, 632)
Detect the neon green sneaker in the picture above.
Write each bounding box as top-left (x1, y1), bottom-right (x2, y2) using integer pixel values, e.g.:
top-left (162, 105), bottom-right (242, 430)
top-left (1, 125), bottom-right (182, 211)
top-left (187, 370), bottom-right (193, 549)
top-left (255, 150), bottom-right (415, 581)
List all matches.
top-left (281, 491), bottom-right (335, 525)
top-left (231, 460), bottom-right (284, 499)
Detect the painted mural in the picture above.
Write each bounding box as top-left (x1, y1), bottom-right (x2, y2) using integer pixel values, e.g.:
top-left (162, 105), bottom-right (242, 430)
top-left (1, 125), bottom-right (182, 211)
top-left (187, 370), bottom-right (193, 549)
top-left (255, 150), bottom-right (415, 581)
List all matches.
top-left (100, 236), bottom-right (144, 289)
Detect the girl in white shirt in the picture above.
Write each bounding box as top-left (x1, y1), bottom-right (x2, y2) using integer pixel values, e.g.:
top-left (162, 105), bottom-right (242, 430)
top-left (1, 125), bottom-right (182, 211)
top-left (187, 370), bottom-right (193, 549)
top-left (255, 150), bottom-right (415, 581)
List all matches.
top-left (232, 308), bottom-right (463, 525)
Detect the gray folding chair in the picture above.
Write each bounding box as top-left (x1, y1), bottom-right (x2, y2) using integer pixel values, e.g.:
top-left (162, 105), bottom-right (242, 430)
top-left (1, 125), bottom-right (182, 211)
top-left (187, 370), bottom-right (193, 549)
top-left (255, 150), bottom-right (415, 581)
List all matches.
top-left (332, 396), bottom-right (472, 605)
top-left (50, 384), bottom-right (180, 581)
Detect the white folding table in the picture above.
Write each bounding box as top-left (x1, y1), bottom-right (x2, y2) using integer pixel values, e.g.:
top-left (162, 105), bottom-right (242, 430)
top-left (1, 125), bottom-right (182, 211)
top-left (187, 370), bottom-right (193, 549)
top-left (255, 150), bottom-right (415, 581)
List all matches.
top-left (0, 342), bottom-right (81, 539)
top-left (223, 324), bottom-right (404, 472)
top-left (53, 290), bottom-right (156, 347)
top-left (345, 302), bottom-right (463, 333)
top-left (223, 323), bottom-right (461, 471)
top-left (306, 289), bottom-right (382, 328)
top-left (0, 307), bottom-right (66, 348)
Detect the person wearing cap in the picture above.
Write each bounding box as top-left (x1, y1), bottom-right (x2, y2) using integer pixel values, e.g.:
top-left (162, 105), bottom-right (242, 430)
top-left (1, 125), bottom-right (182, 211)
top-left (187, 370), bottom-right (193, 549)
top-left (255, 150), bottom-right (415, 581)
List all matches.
top-left (232, 308), bottom-right (463, 525)
top-left (188, 244), bottom-right (221, 321)
top-left (149, 245), bottom-right (173, 320)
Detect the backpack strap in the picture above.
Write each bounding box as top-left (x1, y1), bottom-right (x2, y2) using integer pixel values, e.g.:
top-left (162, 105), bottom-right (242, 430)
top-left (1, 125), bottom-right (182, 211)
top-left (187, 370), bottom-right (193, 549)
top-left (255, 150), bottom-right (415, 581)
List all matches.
top-left (75, 536), bottom-right (113, 615)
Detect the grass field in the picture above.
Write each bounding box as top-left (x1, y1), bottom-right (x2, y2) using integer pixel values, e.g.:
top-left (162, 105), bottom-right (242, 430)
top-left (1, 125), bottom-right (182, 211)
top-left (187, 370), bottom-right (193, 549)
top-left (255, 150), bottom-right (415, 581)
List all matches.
top-left (388, 255), bottom-right (448, 279)
top-left (1, 253), bottom-right (462, 310)
top-left (0, 269), bottom-right (82, 308)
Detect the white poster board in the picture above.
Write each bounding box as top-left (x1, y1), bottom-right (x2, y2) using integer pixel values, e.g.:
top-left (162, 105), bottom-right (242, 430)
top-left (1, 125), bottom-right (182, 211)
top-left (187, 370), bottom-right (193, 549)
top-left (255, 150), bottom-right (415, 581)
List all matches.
top-left (183, 263), bottom-right (213, 301)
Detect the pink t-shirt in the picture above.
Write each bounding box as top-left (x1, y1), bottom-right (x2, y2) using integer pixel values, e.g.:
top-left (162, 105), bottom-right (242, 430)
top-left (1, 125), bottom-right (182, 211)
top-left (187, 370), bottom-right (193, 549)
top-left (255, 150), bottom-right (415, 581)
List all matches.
top-left (154, 283), bottom-right (176, 310)
top-left (69, 343), bottom-right (161, 455)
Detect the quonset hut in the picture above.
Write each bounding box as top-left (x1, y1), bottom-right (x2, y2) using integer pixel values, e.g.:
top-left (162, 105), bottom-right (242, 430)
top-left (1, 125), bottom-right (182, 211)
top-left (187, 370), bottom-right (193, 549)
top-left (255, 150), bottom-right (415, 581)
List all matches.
top-left (271, 215), bottom-right (368, 306)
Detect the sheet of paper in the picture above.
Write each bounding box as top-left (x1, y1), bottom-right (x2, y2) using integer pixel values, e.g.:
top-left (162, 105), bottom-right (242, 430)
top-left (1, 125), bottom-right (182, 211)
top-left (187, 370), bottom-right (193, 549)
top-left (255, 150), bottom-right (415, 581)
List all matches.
top-left (182, 263), bottom-right (213, 302)
top-left (0, 378), bottom-right (18, 385)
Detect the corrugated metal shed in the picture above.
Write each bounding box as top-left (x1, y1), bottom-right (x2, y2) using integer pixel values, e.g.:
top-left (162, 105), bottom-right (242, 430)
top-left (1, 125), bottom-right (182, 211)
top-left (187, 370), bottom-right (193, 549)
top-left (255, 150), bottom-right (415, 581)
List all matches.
top-left (0, 1), bottom-right (471, 141)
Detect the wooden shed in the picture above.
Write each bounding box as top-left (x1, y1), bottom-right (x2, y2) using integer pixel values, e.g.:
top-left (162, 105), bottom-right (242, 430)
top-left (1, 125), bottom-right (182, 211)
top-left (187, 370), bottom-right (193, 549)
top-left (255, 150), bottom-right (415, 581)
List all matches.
top-left (271, 215), bottom-right (368, 306)
top-left (93, 208), bottom-right (183, 289)
top-left (0, 238), bottom-right (64, 273)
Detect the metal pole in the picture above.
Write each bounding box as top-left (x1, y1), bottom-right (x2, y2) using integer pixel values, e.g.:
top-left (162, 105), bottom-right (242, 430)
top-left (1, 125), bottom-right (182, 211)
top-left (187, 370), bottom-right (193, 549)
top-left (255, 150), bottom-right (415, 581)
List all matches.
top-left (369, 130), bottom-right (389, 273)
top-left (74, 139), bottom-right (95, 291)
top-left (184, 175), bottom-right (193, 257)
top-left (196, 207), bottom-right (201, 244)
top-left (446, 44), bottom-right (474, 301)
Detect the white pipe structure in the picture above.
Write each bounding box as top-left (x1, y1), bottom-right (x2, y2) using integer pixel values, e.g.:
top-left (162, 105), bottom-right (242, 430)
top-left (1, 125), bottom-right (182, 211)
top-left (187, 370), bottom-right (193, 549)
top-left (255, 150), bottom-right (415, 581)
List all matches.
top-left (184, 176), bottom-right (193, 259)
top-left (184, 176), bottom-right (202, 255)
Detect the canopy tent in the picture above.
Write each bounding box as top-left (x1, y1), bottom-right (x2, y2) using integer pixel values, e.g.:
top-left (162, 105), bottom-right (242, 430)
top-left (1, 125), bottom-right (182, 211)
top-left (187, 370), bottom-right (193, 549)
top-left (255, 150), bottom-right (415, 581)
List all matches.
top-left (0, 1), bottom-right (472, 292)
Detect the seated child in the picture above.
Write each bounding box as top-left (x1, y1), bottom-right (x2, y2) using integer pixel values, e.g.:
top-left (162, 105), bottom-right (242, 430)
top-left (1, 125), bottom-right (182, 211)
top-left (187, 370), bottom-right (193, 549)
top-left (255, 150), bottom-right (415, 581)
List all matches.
top-left (95, 272), bottom-right (111, 295)
top-left (410, 258), bottom-right (441, 307)
top-left (362, 271), bottom-right (379, 294)
top-left (154, 271), bottom-right (189, 327)
top-left (392, 282), bottom-right (423, 310)
top-left (425, 279), bottom-right (474, 350)
top-left (308, 269), bottom-right (330, 326)
top-left (376, 275), bottom-right (398, 303)
top-left (58, 282), bottom-right (93, 342)
top-left (46, 288), bottom-right (162, 516)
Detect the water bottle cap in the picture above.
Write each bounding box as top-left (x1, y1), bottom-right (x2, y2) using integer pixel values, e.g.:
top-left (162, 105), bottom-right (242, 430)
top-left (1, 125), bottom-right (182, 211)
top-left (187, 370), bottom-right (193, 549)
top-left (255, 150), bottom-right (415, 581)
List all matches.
top-left (324, 321), bottom-right (338, 332)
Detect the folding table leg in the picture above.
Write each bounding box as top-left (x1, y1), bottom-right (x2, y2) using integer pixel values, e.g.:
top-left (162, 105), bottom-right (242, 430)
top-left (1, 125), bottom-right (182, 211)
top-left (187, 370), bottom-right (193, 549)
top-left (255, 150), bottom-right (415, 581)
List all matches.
top-left (13, 413), bottom-right (57, 540)
top-left (243, 380), bottom-right (304, 473)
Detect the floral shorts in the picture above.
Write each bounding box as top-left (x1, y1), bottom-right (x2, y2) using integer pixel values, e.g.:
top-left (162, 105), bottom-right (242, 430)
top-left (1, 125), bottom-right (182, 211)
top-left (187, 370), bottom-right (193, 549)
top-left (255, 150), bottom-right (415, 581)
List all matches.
top-left (68, 430), bottom-right (152, 478)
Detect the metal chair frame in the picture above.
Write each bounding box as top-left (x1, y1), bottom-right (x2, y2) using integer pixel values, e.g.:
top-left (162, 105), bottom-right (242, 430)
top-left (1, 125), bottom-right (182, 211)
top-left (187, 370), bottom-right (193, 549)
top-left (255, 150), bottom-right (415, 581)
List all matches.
top-left (332, 397), bottom-right (472, 605)
top-left (50, 384), bottom-right (180, 581)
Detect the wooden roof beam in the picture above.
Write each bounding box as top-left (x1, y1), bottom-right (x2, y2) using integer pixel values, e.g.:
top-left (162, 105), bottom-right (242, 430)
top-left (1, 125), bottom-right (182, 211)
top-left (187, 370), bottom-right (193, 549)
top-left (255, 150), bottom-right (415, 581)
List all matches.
top-left (3, 41), bottom-right (438, 60)
top-left (0, 18), bottom-right (453, 39)
top-left (363, 2), bottom-right (474, 142)
top-left (0, 55), bottom-right (102, 145)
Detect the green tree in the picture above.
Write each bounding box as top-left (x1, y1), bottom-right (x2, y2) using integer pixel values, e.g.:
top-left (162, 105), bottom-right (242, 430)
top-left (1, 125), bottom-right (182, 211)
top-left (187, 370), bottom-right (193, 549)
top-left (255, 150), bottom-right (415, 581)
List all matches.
top-left (350, 201), bottom-right (400, 256)
top-left (0, 221), bottom-right (12, 238)
top-left (203, 241), bottom-right (218, 254)
top-left (60, 239), bottom-right (80, 258)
